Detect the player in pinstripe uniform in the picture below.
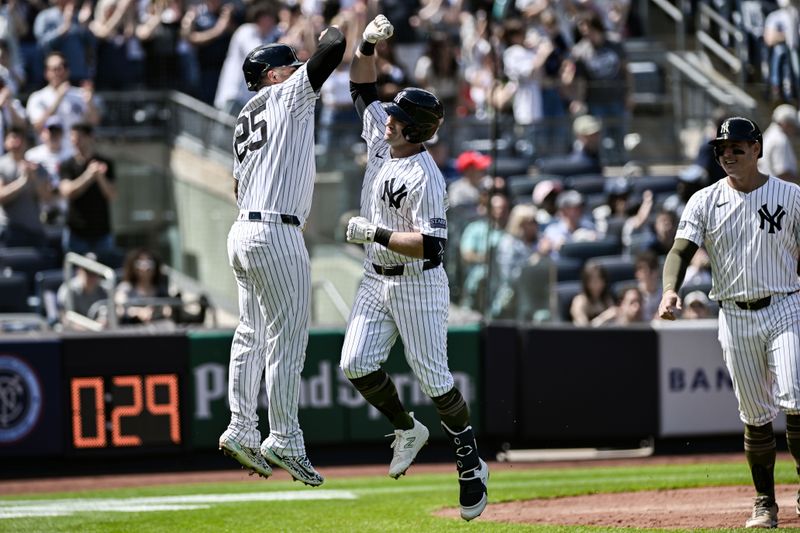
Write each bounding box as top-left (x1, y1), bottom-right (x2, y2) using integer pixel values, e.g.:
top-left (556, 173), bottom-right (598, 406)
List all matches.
top-left (340, 15), bottom-right (488, 521)
top-left (659, 117), bottom-right (800, 528)
top-left (218, 29), bottom-right (346, 486)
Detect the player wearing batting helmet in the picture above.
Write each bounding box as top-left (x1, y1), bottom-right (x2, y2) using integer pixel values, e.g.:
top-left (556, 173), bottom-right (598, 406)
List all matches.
top-left (219, 28), bottom-right (346, 486)
top-left (660, 115), bottom-right (800, 528)
top-left (340, 14), bottom-right (489, 522)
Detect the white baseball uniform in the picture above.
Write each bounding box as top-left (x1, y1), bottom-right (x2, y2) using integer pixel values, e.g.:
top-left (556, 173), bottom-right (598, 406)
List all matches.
top-left (677, 175), bottom-right (800, 425)
top-left (221, 63), bottom-right (317, 456)
top-left (340, 101), bottom-right (454, 398)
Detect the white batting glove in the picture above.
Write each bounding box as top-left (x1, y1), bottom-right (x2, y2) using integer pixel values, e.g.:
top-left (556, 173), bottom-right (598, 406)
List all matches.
top-left (346, 216), bottom-right (377, 244)
top-left (363, 15), bottom-right (394, 44)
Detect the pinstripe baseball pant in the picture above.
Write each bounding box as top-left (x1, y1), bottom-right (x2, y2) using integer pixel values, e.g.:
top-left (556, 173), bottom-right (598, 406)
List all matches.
top-left (341, 266), bottom-right (454, 398)
top-left (718, 291), bottom-right (800, 426)
top-left (220, 220), bottom-right (310, 456)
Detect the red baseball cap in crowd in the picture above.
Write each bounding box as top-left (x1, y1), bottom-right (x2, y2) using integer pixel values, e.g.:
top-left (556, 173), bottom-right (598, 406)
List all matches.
top-left (455, 151), bottom-right (492, 173)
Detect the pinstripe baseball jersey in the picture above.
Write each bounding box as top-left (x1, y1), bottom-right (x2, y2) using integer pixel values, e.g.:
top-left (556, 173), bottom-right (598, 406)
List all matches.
top-left (359, 101), bottom-right (448, 266)
top-left (234, 63), bottom-right (318, 220)
top-left (676, 175), bottom-right (800, 301)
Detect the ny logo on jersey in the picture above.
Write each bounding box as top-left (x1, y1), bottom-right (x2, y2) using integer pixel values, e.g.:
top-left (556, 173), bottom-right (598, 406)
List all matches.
top-left (758, 203), bottom-right (786, 233)
top-left (382, 179), bottom-right (408, 209)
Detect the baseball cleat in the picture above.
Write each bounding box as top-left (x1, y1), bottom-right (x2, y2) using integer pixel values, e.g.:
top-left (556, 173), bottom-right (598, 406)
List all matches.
top-left (387, 412), bottom-right (429, 479)
top-left (219, 437), bottom-right (272, 479)
top-left (261, 446), bottom-right (324, 487)
top-left (745, 495), bottom-right (778, 528)
top-left (459, 458), bottom-right (489, 521)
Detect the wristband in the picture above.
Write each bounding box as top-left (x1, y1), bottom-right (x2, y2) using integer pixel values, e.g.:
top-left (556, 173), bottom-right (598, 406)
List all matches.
top-left (359, 41), bottom-right (376, 56)
top-left (374, 227), bottom-right (393, 247)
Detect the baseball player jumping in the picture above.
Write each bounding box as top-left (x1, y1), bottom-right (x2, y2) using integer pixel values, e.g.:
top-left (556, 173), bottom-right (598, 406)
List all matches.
top-left (340, 15), bottom-right (488, 521)
top-left (219, 29), bottom-right (346, 485)
top-left (659, 117), bottom-right (800, 528)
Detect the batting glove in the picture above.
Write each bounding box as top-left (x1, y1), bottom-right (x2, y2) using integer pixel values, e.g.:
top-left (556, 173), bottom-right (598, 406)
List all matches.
top-left (363, 15), bottom-right (394, 44)
top-left (346, 216), bottom-right (377, 244)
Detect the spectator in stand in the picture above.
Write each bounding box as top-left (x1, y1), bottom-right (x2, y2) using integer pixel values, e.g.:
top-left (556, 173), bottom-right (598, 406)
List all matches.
top-left (681, 290), bottom-right (714, 319)
top-left (592, 285), bottom-right (645, 326)
top-left (0, 37), bottom-right (25, 96)
top-left (0, 75), bottom-right (27, 155)
top-left (634, 250), bottom-right (661, 321)
top-left (115, 247), bottom-right (174, 326)
top-left (377, 0), bottom-right (423, 77)
top-left (136, 0), bottom-right (187, 91)
top-left (14, 0), bottom-right (47, 92)
top-left (570, 260), bottom-right (616, 326)
top-left (592, 175), bottom-right (631, 238)
top-left (536, 114), bottom-right (603, 176)
top-left (25, 115), bottom-right (72, 225)
top-left (538, 8), bottom-right (571, 155)
top-left (56, 253), bottom-right (110, 324)
top-left (180, 0), bottom-right (235, 105)
top-left (414, 31), bottom-right (461, 119)
top-left (638, 208), bottom-right (679, 257)
top-left (491, 204), bottom-right (540, 317)
top-left (501, 19), bottom-right (552, 156)
top-left (758, 103), bottom-right (799, 183)
top-left (0, 126), bottom-right (50, 247)
top-left (682, 246), bottom-right (712, 289)
top-left (277, 2), bottom-right (318, 59)
top-left (449, 150), bottom-right (492, 212)
top-left (25, 51), bottom-right (100, 138)
top-left (58, 122), bottom-right (117, 256)
top-left (531, 178), bottom-right (563, 228)
top-left (539, 189), bottom-right (598, 259)
top-left (214, 1), bottom-right (281, 115)
top-left (460, 192), bottom-right (511, 310)
top-left (90, 0), bottom-right (144, 91)
top-left (763, 0), bottom-right (799, 103)
top-left (374, 39), bottom-right (408, 102)
top-left (562, 12), bottom-right (633, 164)
top-left (33, 0), bottom-right (94, 84)
top-left (662, 164), bottom-right (705, 219)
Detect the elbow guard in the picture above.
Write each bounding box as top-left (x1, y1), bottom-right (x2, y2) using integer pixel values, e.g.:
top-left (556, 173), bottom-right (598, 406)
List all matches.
top-left (423, 235), bottom-right (446, 264)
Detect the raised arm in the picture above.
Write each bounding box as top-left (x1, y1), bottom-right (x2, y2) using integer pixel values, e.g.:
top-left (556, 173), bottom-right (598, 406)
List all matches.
top-left (306, 26), bottom-right (346, 92)
top-left (349, 15), bottom-right (394, 117)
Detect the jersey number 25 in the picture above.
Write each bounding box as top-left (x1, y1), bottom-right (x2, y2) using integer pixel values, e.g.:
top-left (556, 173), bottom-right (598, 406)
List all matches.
top-left (235, 101), bottom-right (268, 163)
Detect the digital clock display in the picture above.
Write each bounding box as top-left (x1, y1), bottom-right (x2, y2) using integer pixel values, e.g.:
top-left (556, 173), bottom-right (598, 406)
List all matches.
top-left (70, 374), bottom-right (181, 449)
top-left (62, 334), bottom-right (189, 455)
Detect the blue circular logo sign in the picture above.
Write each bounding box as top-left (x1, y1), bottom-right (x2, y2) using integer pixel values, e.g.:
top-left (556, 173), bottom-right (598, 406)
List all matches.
top-left (0, 355), bottom-right (43, 443)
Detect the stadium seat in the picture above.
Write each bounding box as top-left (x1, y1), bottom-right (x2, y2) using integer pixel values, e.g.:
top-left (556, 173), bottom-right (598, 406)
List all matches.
top-left (679, 281), bottom-right (713, 300)
top-left (0, 247), bottom-right (56, 294)
top-left (513, 257), bottom-right (555, 322)
top-left (555, 257), bottom-right (583, 282)
top-left (630, 175), bottom-right (679, 195)
top-left (565, 174), bottom-right (606, 194)
top-left (0, 272), bottom-right (29, 313)
top-left (554, 280), bottom-right (583, 323)
top-left (587, 255), bottom-right (637, 284)
top-left (559, 237), bottom-right (622, 263)
top-left (507, 175), bottom-right (563, 202)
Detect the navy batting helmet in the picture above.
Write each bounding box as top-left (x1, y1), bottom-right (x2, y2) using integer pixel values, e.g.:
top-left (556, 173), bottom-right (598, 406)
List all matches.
top-left (243, 44), bottom-right (304, 91)
top-left (384, 88), bottom-right (444, 144)
top-left (709, 116), bottom-right (763, 158)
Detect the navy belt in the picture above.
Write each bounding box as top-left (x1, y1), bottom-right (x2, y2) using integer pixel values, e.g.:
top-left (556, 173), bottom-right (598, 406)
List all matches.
top-left (725, 290), bottom-right (799, 311)
top-left (245, 211), bottom-right (301, 226)
top-left (372, 262), bottom-right (438, 276)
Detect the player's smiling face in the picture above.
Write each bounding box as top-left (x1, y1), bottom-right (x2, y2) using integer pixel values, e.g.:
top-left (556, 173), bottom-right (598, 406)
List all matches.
top-left (384, 115), bottom-right (408, 145)
top-left (716, 140), bottom-right (758, 174)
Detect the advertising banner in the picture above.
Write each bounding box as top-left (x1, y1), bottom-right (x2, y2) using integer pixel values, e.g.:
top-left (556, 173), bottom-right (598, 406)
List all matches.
top-left (188, 325), bottom-right (481, 450)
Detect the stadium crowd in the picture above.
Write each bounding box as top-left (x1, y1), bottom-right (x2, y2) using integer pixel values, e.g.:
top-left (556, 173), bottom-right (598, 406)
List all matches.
top-left (1, 0), bottom-right (799, 330)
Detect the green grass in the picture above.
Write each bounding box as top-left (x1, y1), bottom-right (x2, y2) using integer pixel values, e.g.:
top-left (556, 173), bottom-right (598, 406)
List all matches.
top-left (1, 459), bottom-right (797, 533)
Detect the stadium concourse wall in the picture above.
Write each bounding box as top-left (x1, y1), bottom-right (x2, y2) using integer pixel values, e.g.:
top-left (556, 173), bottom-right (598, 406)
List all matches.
top-left (0, 322), bottom-right (754, 461)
